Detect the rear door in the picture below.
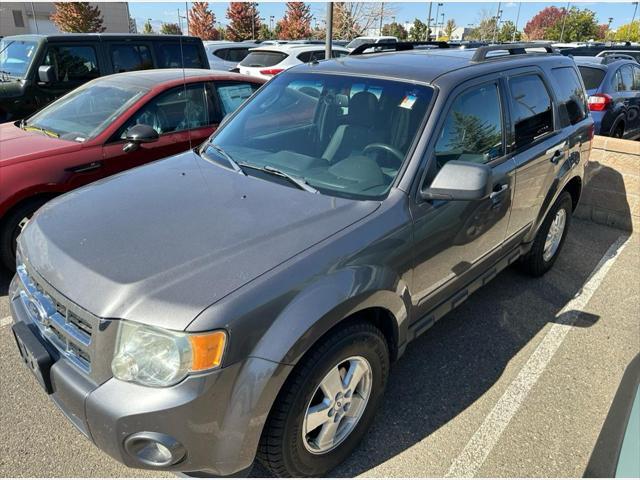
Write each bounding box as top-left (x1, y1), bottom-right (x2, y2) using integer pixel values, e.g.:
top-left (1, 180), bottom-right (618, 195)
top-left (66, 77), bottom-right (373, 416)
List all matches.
top-left (623, 64), bottom-right (640, 137)
top-left (410, 76), bottom-right (516, 317)
top-left (101, 82), bottom-right (217, 172)
top-left (505, 67), bottom-right (588, 240)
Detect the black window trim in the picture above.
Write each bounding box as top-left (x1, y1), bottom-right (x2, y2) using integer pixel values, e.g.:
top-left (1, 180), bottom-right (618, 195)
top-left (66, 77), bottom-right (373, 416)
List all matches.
top-left (550, 65), bottom-right (589, 129)
top-left (503, 69), bottom-right (557, 155)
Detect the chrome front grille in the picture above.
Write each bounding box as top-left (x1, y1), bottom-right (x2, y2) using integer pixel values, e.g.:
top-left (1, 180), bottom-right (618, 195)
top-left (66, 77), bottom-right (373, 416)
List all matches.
top-left (16, 263), bottom-right (93, 373)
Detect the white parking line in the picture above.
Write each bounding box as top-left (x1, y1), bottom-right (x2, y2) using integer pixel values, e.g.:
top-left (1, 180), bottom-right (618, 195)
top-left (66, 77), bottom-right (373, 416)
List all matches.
top-left (445, 234), bottom-right (631, 478)
top-left (0, 316), bottom-right (12, 328)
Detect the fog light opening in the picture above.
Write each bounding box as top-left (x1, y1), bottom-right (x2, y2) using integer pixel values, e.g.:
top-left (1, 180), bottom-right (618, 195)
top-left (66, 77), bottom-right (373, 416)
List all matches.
top-left (124, 432), bottom-right (186, 467)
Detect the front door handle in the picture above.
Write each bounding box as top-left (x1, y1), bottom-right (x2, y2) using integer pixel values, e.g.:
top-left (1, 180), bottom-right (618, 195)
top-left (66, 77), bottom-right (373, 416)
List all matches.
top-left (489, 184), bottom-right (509, 209)
top-left (65, 161), bottom-right (103, 173)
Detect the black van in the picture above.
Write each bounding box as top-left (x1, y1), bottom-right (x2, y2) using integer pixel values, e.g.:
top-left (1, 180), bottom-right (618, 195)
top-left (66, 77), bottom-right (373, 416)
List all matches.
top-left (0, 34), bottom-right (209, 122)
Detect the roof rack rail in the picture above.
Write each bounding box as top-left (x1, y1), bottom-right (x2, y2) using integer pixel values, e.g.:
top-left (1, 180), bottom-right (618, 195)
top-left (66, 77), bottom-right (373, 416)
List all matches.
top-left (600, 53), bottom-right (638, 64)
top-left (471, 43), bottom-right (559, 62)
top-left (349, 41), bottom-right (449, 56)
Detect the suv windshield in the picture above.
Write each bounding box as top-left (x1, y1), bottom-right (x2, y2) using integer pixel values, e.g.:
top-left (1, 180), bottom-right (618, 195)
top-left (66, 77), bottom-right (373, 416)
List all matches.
top-left (204, 72), bottom-right (433, 199)
top-left (0, 39), bottom-right (38, 79)
top-left (25, 80), bottom-right (147, 141)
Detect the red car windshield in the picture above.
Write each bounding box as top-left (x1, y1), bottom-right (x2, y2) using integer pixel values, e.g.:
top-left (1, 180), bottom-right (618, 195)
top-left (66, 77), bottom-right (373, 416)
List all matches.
top-left (25, 80), bottom-right (148, 142)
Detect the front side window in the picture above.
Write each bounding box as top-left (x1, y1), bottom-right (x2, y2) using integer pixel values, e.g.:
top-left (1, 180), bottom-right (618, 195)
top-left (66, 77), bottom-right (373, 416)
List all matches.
top-left (157, 43), bottom-right (204, 68)
top-left (508, 74), bottom-right (553, 149)
top-left (215, 83), bottom-right (258, 117)
top-left (123, 83), bottom-right (212, 136)
top-left (551, 67), bottom-right (588, 127)
top-left (111, 44), bottom-right (153, 73)
top-left (25, 81), bottom-right (147, 141)
top-left (42, 45), bottom-right (100, 82)
top-left (434, 83), bottom-right (504, 169)
top-left (204, 72), bottom-right (434, 199)
top-left (0, 39), bottom-right (37, 78)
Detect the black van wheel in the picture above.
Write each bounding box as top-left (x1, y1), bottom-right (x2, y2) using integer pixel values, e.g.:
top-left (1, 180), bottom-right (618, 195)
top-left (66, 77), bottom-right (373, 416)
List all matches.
top-left (0, 199), bottom-right (48, 271)
top-left (519, 191), bottom-right (573, 277)
top-left (258, 321), bottom-right (389, 477)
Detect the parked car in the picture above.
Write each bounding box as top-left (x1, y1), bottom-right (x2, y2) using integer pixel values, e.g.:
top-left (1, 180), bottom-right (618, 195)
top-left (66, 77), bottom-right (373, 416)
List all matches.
top-left (237, 43), bottom-right (349, 79)
top-left (561, 44), bottom-right (640, 62)
top-left (574, 56), bottom-right (640, 138)
top-left (0, 69), bottom-right (263, 270)
top-left (0, 34), bottom-right (209, 123)
top-left (204, 40), bottom-right (259, 71)
top-left (346, 35), bottom-right (398, 50)
top-left (9, 43), bottom-right (592, 477)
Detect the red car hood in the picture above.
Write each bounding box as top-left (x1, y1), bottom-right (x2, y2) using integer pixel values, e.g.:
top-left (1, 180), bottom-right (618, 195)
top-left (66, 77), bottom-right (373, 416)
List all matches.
top-left (0, 123), bottom-right (81, 165)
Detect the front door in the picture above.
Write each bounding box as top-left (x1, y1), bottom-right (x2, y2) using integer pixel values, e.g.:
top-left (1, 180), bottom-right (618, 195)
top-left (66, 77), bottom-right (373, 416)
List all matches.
top-left (409, 79), bottom-right (516, 318)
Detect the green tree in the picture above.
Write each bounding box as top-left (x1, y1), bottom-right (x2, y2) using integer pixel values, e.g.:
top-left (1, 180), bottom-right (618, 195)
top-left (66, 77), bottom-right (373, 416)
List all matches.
top-left (497, 20), bottom-right (521, 42)
top-left (381, 22), bottom-right (408, 41)
top-left (467, 15), bottom-right (498, 41)
top-left (546, 8), bottom-right (600, 42)
top-left (50, 2), bottom-right (105, 33)
top-left (142, 19), bottom-right (154, 34)
top-left (258, 24), bottom-right (273, 40)
top-left (443, 18), bottom-right (457, 40)
top-left (408, 18), bottom-right (429, 41)
top-left (160, 22), bottom-right (182, 35)
top-left (614, 21), bottom-right (640, 42)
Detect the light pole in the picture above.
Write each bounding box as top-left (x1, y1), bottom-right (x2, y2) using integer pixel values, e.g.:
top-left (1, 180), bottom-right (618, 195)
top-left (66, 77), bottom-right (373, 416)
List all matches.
top-left (513, 1), bottom-right (522, 42)
top-left (270, 15), bottom-right (274, 31)
top-left (440, 13), bottom-right (445, 39)
top-left (631, 2), bottom-right (639, 43)
top-left (491, 2), bottom-right (502, 43)
top-left (325, 2), bottom-right (333, 59)
top-left (559, 1), bottom-right (570, 42)
top-left (427, 2), bottom-right (432, 41)
top-left (434, 3), bottom-right (443, 40)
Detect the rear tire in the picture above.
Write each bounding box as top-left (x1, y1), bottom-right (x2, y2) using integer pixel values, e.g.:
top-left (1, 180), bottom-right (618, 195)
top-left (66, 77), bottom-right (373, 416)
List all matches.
top-left (519, 191), bottom-right (573, 277)
top-left (258, 321), bottom-right (389, 477)
top-left (0, 199), bottom-right (48, 271)
top-left (612, 122), bottom-right (625, 138)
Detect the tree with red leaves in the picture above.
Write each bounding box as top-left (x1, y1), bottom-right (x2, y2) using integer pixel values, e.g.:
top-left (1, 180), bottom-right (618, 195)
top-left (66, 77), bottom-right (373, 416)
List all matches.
top-left (189, 2), bottom-right (219, 40)
top-left (523, 6), bottom-right (564, 40)
top-left (226, 2), bottom-right (261, 41)
top-left (50, 2), bottom-right (105, 33)
top-left (277, 2), bottom-right (313, 40)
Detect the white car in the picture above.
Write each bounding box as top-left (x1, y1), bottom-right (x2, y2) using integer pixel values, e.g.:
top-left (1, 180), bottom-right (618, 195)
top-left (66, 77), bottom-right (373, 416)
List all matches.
top-left (346, 36), bottom-right (398, 51)
top-left (204, 41), bottom-right (260, 71)
top-left (237, 44), bottom-right (349, 79)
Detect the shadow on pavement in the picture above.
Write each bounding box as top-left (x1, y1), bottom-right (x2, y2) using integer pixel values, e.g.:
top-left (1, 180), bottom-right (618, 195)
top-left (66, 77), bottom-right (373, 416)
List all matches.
top-left (251, 220), bottom-right (623, 477)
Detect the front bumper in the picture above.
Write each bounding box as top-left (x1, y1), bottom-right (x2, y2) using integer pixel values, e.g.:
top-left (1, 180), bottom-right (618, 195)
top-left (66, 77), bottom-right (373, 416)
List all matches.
top-left (9, 274), bottom-right (292, 475)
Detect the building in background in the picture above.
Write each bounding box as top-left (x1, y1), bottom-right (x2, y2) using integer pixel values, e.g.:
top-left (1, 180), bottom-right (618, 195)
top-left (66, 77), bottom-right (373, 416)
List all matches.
top-left (0, 2), bottom-right (131, 36)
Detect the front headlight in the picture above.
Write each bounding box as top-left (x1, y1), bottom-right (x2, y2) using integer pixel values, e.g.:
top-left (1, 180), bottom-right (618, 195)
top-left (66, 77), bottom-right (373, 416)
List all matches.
top-left (111, 321), bottom-right (226, 387)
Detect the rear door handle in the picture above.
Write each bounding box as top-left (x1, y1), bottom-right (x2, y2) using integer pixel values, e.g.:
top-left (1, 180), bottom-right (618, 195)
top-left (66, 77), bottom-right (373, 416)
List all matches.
top-left (546, 141), bottom-right (567, 165)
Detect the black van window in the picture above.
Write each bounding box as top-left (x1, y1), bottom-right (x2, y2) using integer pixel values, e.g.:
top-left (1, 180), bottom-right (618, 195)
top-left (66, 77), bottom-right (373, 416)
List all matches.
top-left (508, 75), bottom-right (553, 149)
top-left (551, 67), bottom-right (588, 127)
top-left (111, 44), bottom-right (153, 73)
top-left (434, 82), bottom-right (504, 167)
top-left (42, 45), bottom-right (100, 82)
top-left (157, 43), bottom-right (205, 68)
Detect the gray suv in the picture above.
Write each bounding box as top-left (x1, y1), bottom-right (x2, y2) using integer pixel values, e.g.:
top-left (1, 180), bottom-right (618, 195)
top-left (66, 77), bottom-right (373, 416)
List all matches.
top-left (9, 43), bottom-right (593, 477)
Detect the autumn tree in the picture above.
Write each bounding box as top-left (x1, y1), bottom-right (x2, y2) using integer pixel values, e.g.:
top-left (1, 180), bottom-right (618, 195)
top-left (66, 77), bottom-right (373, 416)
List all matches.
top-left (276, 2), bottom-right (312, 40)
top-left (614, 21), bottom-right (640, 42)
top-left (226, 2), bottom-right (261, 41)
top-left (331, 3), bottom-right (395, 39)
top-left (381, 22), bottom-right (408, 41)
top-left (189, 2), bottom-right (219, 40)
top-left (160, 23), bottom-right (182, 35)
top-left (443, 18), bottom-right (457, 39)
top-left (523, 6), bottom-right (564, 40)
top-left (50, 2), bottom-right (105, 33)
top-left (142, 19), bottom-right (154, 34)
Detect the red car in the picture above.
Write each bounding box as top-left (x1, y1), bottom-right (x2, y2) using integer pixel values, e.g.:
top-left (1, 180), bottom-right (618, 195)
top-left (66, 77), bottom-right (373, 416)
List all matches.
top-left (0, 68), bottom-right (264, 270)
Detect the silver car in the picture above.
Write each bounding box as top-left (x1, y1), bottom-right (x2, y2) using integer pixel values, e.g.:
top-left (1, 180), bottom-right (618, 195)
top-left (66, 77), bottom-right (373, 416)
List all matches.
top-left (204, 40), bottom-right (259, 71)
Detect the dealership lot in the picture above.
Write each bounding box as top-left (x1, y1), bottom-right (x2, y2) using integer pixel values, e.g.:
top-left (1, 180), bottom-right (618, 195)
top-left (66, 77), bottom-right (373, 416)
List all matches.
top-left (0, 218), bottom-right (637, 477)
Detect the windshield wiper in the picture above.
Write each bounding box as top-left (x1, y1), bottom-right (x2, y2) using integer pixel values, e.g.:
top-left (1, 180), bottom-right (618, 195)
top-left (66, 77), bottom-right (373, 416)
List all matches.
top-left (22, 124), bottom-right (59, 138)
top-left (241, 164), bottom-right (318, 193)
top-left (205, 143), bottom-right (246, 175)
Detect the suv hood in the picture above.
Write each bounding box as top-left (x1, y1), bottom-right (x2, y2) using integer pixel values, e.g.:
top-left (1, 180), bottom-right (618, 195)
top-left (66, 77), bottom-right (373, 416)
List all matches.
top-left (20, 151), bottom-right (379, 330)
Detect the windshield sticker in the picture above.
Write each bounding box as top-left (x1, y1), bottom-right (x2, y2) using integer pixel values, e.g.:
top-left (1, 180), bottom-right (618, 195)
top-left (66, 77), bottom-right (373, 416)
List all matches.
top-left (399, 94), bottom-right (417, 110)
top-left (74, 136), bottom-right (86, 142)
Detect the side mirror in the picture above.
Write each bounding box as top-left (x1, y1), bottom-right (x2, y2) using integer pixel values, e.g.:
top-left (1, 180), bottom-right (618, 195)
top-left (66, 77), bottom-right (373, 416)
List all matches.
top-left (122, 124), bottom-right (159, 153)
top-left (420, 161), bottom-right (492, 201)
top-left (38, 65), bottom-right (55, 84)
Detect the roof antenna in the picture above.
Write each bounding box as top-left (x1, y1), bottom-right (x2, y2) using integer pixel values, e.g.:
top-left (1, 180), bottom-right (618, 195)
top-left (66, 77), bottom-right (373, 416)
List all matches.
top-left (179, 33), bottom-right (193, 152)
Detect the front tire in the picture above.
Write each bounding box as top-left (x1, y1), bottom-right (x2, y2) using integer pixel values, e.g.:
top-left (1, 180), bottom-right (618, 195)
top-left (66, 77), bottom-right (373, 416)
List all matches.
top-left (519, 191), bottom-right (572, 277)
top-left (0, 199), bottom-right (48, 271)
top-left (258, 322), bottom-right (389, 477)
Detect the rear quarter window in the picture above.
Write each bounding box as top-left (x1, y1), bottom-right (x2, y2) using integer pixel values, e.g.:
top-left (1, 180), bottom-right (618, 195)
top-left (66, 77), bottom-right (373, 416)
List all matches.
top-left (157, 43), bottom-right (205, 68)
top-left (240, 51), bottom-right (288, 67)
top-left (578, 66), bottom-right (606, 91)
top-left (551, 67), bottom-right (589, 127)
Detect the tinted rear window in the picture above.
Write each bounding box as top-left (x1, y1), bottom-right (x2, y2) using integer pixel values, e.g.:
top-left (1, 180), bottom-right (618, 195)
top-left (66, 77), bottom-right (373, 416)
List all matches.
top-left (240, 51), bottom-right (288, 67)
top-left (578, 66), bottom-right (607, 90)
top-left (157, 43), bottom-right (205, 68)
top-left (551, 67), bottom-right (588, 127)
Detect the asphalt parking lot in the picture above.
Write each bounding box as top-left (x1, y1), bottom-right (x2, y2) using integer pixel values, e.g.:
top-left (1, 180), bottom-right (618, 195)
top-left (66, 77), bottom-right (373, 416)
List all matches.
top-left (0, 218), bottom-right (638, 477)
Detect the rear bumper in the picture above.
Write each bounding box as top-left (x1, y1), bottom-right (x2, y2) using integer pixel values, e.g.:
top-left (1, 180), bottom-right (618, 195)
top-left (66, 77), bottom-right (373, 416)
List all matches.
top-left (9, 274), bottom-right (292, 475)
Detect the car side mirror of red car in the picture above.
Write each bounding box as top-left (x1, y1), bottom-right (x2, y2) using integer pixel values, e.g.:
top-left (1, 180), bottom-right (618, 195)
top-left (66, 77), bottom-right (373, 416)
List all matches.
top-left (122, 124), bottom-right (159, 153)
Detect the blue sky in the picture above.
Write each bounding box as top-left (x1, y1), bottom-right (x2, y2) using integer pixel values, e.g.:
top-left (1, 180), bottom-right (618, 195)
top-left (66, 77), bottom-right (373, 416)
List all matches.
top-left (129, 2), bottom-right (640, 33)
